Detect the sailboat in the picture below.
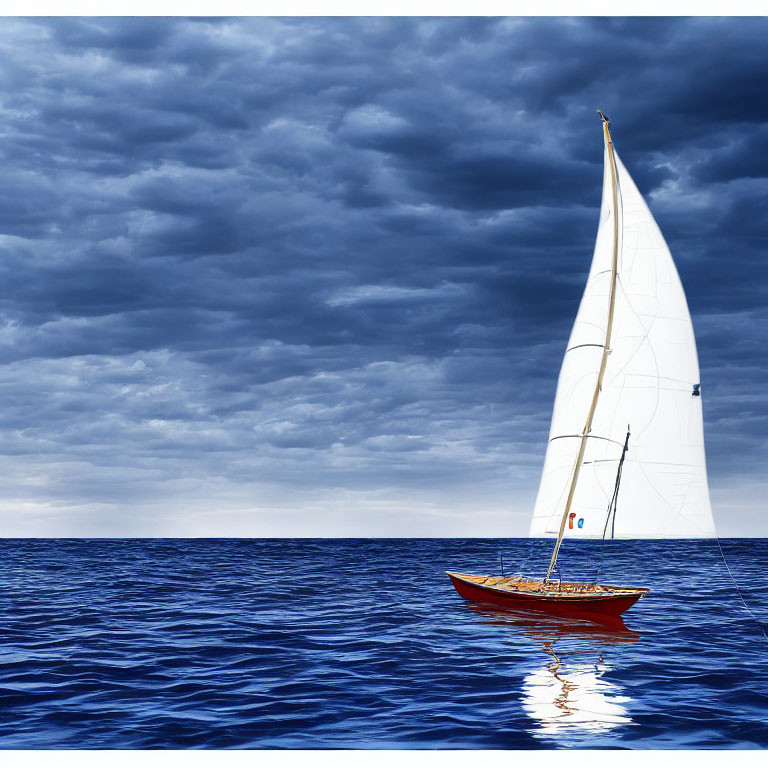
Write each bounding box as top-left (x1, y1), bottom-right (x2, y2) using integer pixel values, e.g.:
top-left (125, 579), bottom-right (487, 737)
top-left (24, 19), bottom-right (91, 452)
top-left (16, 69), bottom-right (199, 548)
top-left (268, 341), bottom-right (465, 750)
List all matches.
top-left (448, 111), bottom-right (715, 624)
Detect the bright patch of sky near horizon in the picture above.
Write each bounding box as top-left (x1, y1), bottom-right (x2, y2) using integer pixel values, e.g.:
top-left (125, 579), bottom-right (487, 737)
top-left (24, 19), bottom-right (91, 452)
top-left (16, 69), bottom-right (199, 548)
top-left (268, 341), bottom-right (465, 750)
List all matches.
top-left (0, 17), bottom-right (766, 537)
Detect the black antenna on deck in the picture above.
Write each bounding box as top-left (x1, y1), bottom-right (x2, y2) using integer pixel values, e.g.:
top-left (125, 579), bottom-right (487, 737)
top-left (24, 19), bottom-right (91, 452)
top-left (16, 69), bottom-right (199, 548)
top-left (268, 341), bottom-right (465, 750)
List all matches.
top-left (603, 426), bottom-right (631, 540)
top-left (592, 426), bottom-right (631, 584)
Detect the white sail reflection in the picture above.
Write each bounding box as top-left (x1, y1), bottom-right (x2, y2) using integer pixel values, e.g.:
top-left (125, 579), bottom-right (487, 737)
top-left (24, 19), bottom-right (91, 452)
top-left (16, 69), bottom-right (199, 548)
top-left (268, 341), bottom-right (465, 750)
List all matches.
top-left (522, 644), bottom-right (632, 737)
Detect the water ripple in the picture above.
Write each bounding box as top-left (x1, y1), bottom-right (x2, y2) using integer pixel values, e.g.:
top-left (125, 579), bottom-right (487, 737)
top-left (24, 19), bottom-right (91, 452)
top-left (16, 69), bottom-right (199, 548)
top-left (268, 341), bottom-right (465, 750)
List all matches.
top-left (0, 538), bottom-right (767, 748)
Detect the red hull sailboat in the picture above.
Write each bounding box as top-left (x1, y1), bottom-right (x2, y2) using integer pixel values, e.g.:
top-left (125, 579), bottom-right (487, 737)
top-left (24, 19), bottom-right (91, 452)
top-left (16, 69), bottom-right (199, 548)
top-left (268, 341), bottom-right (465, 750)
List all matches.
top-left (447, 572), bottom-right (647, 626)
top-left (448, 112), bottom-right (668, 624)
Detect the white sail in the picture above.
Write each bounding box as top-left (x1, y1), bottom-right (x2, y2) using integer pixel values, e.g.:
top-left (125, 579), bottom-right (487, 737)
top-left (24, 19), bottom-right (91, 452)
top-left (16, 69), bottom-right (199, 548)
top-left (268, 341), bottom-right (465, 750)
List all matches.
top-left (529, 143), bottom-right (715, 539)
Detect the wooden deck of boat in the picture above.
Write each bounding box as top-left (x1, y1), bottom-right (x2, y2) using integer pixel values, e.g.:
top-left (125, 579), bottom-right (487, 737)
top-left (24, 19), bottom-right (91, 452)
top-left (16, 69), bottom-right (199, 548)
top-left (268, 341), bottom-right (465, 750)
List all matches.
top-left (447, 572), bottom-right (648, 598)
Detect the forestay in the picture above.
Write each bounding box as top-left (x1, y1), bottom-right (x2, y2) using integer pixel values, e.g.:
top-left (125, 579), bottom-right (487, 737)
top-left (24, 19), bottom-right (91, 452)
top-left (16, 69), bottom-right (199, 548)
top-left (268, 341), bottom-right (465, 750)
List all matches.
top-left (529, 144), bottom-right (715, 539)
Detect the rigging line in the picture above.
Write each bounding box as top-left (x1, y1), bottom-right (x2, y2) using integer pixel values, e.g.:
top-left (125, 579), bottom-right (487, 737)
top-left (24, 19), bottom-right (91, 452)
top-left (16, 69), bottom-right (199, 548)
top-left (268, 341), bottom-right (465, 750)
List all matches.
top-left (517, 538), bottom-right (543, 576)
top-left (635, 461), bottom-right (678, 516)
top-left (714, 537), bottom-right (768, 642)
top-left (606, 274), bottom-right (662, 445)
top-left (603, 282), bottom-right (658, 383)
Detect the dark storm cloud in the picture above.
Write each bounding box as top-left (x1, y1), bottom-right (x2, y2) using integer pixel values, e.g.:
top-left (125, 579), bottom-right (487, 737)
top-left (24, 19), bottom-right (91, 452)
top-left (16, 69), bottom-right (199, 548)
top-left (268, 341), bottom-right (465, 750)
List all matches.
top-left (0, 17), bottom-right (766, 535)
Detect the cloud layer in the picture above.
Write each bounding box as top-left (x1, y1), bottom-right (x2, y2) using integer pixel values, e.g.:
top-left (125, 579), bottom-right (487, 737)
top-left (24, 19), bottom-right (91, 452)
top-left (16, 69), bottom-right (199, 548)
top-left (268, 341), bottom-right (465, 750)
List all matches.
top-left (0, 17), bottom-right (765, 536)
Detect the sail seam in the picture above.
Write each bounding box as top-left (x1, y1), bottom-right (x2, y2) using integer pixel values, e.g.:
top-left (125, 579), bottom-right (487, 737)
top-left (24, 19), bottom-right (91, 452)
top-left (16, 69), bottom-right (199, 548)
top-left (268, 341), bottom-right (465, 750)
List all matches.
top-left (566, 344), bottom-right (605, 352)
top-left (549, 434), bottom-right (623, 445)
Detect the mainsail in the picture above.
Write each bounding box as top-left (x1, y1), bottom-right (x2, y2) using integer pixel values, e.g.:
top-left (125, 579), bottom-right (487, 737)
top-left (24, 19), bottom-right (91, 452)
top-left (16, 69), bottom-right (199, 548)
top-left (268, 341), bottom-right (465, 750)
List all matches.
top-left (530, 119), bottom-right (715, 540)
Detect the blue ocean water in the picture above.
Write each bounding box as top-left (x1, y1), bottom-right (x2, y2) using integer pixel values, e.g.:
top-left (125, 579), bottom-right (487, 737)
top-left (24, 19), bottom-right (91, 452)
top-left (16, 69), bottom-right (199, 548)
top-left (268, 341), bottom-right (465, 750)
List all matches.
top-left (0, 538), bottom-right (767, 749)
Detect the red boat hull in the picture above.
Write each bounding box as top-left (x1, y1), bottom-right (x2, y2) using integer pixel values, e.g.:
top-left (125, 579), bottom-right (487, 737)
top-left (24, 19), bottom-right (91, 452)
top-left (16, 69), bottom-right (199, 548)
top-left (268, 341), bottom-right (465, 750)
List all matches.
top-left (447, 572), bottom-right (645, 626)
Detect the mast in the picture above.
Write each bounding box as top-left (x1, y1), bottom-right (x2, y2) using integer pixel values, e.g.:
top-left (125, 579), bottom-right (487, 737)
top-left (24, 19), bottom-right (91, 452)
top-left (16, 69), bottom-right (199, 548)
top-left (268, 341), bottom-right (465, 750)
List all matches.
top-left (544, 110), bottom-right (621, 582)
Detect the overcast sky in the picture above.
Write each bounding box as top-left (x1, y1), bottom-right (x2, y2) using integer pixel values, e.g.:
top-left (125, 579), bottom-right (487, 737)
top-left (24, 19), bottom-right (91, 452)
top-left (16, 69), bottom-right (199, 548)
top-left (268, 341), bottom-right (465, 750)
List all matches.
top-left (0, 17), bottom-right (765, 537)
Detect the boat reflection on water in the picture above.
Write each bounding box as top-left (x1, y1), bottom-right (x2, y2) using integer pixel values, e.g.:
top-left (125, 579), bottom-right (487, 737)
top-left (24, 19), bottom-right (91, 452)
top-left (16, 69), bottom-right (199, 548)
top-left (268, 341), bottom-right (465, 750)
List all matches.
top-left (465, 604), bottom-right (638, 740)
top-left (521, 644), bottom-right (632, 737)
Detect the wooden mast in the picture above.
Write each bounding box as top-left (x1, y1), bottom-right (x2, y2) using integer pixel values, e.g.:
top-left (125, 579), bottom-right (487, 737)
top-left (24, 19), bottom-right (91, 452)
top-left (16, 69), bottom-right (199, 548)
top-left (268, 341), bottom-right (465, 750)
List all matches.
top-left (544, 110), bottom-right (621, 582)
